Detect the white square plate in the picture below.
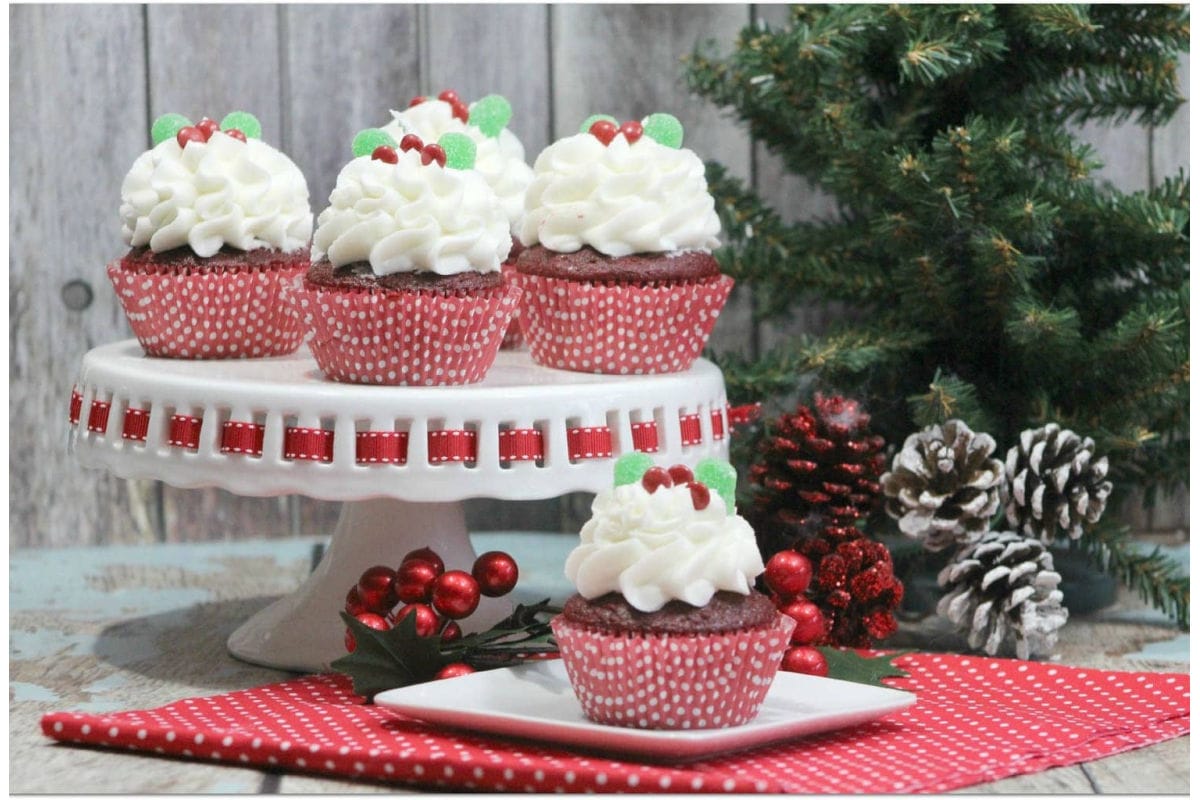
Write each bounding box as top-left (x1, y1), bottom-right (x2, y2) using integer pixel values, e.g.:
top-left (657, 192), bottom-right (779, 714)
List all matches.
top-left (374, 660), bottom-right (914, 761)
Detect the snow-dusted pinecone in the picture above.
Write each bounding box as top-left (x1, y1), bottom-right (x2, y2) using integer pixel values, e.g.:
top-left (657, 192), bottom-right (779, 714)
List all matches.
top-left (936, 530), bottom-right (1068, 659)
top-left (1004, 423), bottom-right (1113, 543)
top-left (881, 419), bottom-right (1005, 550)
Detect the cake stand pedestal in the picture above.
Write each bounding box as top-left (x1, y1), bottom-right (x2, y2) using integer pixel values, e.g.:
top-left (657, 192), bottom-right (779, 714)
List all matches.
top-left (69, 341), bottom-right (730, 673)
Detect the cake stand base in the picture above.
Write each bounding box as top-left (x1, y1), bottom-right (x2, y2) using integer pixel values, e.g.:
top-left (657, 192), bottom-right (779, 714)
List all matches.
top-left (226, 498), bottom-right (510, 674)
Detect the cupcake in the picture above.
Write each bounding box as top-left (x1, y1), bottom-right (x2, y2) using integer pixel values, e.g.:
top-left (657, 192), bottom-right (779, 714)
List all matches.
top-left (383, 91), bottom-right (534, 349)
top-left (110, 112), bottom-right (313, 358)
top-left (551, 454), bottom-right (794, 729)
top-left (291, 128), bottom-right (518, 385)
top-left (514, 113), bottom-right (734, 374)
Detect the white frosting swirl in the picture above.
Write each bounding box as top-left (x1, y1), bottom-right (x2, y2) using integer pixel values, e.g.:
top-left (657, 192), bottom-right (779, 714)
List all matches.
top-left (382, 100), bottom-right (533, 232)
top-left (120, 132), bottom-right (312, 257)
top-left (564, 482), bottom-right (764, 612)
top-left (519, 132), bottom-right (721, 257)
top-left (312, 148), bottom-right (510, 275)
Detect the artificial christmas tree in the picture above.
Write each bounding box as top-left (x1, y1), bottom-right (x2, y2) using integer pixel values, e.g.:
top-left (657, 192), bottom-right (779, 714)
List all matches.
top-left (686, 4), bottom-right (1188, 623)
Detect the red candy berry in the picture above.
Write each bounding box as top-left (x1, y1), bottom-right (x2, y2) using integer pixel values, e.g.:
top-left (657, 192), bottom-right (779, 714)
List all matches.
top-left (764, 550), bottom-right (814, 599)
top-left (344, 611), bottom-right (390, 653)
top-left (345, 586), bottom-right (368, 616)
top-left (196, 117), bottom-right (220, 140)
top-left (431, 570), bottom-right (480, 619)
top-left (619, 120), bottom-right (643, 144)
top-left (688, 481), bottom-right (711, 510)
top-left (176, 126), bottom-right (206, 148)
top-left (395, 559), bottom-right (439, 604)
top-left (450, 101), bottom-right (470, 122)
top-left (438, 89), bottom-right (460, 103)
top-left (399, 133), bottom-right (424, 153)
top-left (372, 145), bottom-right (398, 163)
top-left (641, 466), bottom-right (673, 494)
top-left (224, 128), bottom-right (247, 143)
top-left (401, 547), bottom-right (444, 575)
top-left (409, 95), bottom-right (427, 108)
top-left (357, 565), bottom-right (398, 614)
top-left (588, 119), bottom-right (619, 146)
top-left (440, 620), bottom-right (463, 643)
top-left (667, 464), bottom-right (694, 484)
top-left (435, 663), bottom-right (476, 680)
top-left (472, 551), bottom-right (519, 598)
top-left (782, 646), bottom-right (829, 676)
top-left (780, 599), bottom-right (827, 645)
top-left (421, 143), bottom-right (447, 167)
top-left (392, 603), bottom-right (439, 637)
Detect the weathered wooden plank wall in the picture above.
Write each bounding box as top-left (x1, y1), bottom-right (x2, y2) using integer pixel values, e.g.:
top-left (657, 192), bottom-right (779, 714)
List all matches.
top-left (8, 4), bottom-right (1189, 548)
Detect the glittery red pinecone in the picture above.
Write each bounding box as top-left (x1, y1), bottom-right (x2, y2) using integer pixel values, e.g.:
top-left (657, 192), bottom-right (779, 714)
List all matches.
top-left (794, 524), bottom-right (904, 647)
top-left (749, 394), bottom-right (886, 540)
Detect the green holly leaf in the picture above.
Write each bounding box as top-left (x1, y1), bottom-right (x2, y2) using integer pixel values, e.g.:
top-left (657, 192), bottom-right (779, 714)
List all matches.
top-left (330, 611), bottom-right (450, 699)
top-left (819, 648), bottom-right (913, 687)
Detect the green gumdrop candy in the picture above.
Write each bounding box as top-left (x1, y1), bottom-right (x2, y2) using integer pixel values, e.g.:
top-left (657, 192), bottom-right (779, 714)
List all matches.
top-left (695, 458), bottom-right (738, 513)
top-left (613, 452), bottom-right (655, 487)
top-left (220, 111), bottom-right (262, 139)
top-left (439, 132), bottom-right (476, 170)
top-left (579, 113), bottom-right (618, 134)
top-left (642, 112), bottom-right (684, 148)
top-left (468, 94), bottom-right (512, 138)
top-left (151, 113), bottom-right (192, 146)
top-left (351, 128), bottom-right (396, 158)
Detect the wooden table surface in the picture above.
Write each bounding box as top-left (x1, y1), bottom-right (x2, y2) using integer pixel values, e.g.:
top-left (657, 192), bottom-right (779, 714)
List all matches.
top-left (10, 533), bottom-right (1189, 793)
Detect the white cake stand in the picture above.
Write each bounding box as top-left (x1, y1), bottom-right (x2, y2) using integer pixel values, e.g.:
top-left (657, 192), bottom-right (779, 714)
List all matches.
top-left (69, 340), bottom-right (730, 672)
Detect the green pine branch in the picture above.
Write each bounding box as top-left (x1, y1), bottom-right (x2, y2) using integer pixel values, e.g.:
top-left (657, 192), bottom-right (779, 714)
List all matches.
top-left (1081, 522), bottom-right (1190, 627)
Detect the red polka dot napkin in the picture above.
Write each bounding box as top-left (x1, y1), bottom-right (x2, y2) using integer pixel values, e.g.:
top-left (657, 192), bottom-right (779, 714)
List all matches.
top-left (41, 653), bottom-right (1188, 793)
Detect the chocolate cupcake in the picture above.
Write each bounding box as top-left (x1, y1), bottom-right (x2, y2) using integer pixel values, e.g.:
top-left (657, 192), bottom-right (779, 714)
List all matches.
top-left (551, 454), bottom-right (794, 730)
top-left (514, 113), bottom-right (733, 374)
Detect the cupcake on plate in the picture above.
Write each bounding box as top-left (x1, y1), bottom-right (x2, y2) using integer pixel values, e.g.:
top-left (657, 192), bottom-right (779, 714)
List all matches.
top-left (551, 454), bottom-right (794, 729)
top-left (291, 128), bottom-right (518, 385)
top-left (111, 112), bottom-right (313, 358)
top-left (515, 113), bottom-right (733, 374)
top-left (383, 91), bottom-right (534, 350)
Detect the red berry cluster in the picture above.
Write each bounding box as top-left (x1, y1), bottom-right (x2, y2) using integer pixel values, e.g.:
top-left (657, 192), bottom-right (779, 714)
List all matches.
top-left (762, 550), bottom-right (829, 676)
top-left (409, 89), bottom-right (470, 123)
top-left (343, 547), bottom-right (520, 679)
top-left (588, 119), bottom-right (643, 146)
top-left (640, 463), bottom-right (710, 510)
top-left (176, 117), bottom-right (246, 148)
top-left (371, 133), bottom-right (445, 167)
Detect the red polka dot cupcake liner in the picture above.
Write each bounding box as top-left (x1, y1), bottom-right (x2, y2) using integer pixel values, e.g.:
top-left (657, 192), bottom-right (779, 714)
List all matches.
top-left (499, 263), bottom-right (525, 350)
top-left (512, 273), bottom-right (734, 374)
top-left (107, 259), bottom-right (308, 359)
top-left (550, 613), bottom-right (795, 730)
top-left (289, 281), bottom-right (521, 386)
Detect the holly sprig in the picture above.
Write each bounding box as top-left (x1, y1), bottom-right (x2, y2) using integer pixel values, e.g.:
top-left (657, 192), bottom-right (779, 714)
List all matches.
top-left (332, 599), bottom-right (559, 700)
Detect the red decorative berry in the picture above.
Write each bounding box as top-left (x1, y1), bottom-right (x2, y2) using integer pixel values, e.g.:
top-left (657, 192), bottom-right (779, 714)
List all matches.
top-left (399, 133), bottom-right (424, 153)
top-left (619, 120), bottom-right (643, 144)
top-left (395, 559), bottom-right (439, 604)
top-left (344, 611), bottom-right (390, 653)
top-left (435, 663), bottom-right (476, 680)
top-left (438, 89), bottom-right (460, 103)
top-left (224, 128), bottom-right (247, 143)
top-left (357, 565), bottom-right (398, 614)
top-left (764, 550), bottom-right (814, 599)
top-left (392, 603), bottom-right (439, 637)
top-left (401, 547), bottom-right (445, 575)
top-left (409, 95), bottom-right (427, 108)
top-left (196, 117), bottom-right (220, 140)
top-left (345, 586), bottom-right (368, 616)
top-left (782, 646), bottom-right (829, 676)
top-left (431, 570), bottom-right (481, 619)
top-left (176, 126), bottom-right (206, 149)
top-left (472, 551), bottom-right (519, 598)
top-left (667, 464), bottom-right (694, 484)
top-left (440, 620), bottom-right (463, 643)
top-left (588, 119), bottom-right (619, 146)
top-left (780, 599), bottom-right (827, 645)
top-left (372, 145), bottom-right (398, 163)
top-left (421, 143), bottom-right (447, 167)
top-left (641, 466), bottom-right (673, 494)
top-left (450, 101), bottom-right (470, 123)
top-left (688, 481), bottom-right (711, 510)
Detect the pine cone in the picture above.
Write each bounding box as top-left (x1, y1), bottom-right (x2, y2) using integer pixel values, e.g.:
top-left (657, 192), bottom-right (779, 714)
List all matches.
top-left (881, 419), bottom-right (1004, 551)
top-left (1005, 423), bottom-right (1113, 543)
top-left (795, 524), bottom-right (904, 647)
top-left (936, 530), bottom-right (1068, 659)
top-left (749, 394), bottom-right (886, 537)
